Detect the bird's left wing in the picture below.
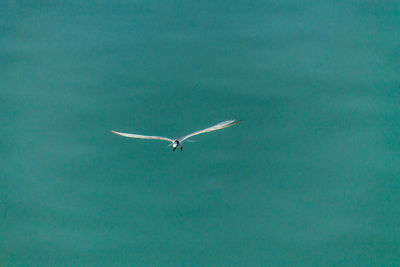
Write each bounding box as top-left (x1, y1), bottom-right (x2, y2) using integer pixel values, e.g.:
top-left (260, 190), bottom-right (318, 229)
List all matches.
top-left (110, 130), bottom-right (173, 142)
top-left (179, 120), bottom-right (241, 142)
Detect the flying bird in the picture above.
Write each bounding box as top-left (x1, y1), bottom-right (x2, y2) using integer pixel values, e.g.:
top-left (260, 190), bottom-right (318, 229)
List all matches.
top-left (110, 119), bottom-right (241, 151)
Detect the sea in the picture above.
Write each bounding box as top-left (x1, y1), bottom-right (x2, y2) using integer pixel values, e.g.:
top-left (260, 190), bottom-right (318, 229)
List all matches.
top-left (1, 0), bottom-right (400, 266)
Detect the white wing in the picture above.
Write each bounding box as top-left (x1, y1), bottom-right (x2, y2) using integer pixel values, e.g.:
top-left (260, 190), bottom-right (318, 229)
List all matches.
top-left (110, 130), bottom-right (173, 142)
top-left (179, 120), bottom-right (241, 142)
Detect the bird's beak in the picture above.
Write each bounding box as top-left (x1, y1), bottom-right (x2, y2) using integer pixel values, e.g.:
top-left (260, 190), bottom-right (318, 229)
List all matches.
top-left (173, 147), bottom-right (176, 151)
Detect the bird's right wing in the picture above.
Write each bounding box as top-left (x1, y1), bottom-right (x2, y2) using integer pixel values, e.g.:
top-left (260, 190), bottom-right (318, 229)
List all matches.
top-left (110, 130), bottom-right (173, 142)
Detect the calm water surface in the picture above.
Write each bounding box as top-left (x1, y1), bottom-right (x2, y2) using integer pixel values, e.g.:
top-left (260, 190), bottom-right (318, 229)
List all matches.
top-left (1, 1), bottom-right (400, 266)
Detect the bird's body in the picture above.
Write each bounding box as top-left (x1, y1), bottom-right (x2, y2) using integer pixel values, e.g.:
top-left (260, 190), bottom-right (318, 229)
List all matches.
top-left (110, 119), bottom-right (241, 151)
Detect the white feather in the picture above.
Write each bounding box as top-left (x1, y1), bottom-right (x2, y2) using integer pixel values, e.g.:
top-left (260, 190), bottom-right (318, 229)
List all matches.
top-left (179, 120), bottom-right (242, 142)
top-left (110, 130), bottom-right (173, 142)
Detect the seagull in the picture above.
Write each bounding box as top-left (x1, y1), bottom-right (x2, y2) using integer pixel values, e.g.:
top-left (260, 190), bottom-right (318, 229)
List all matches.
top-left (110, 119), bottom-right (241, 151)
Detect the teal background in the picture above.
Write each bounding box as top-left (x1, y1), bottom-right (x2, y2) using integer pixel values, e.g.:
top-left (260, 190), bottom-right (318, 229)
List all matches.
top-left (1, 1), bottom-right (400, 266)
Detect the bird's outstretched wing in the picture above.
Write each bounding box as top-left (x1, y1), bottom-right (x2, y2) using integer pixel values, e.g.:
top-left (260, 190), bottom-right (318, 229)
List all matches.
top-left (110, 130), bottom-right (173, 142)
top-left (179, 120), bottom-right (241, 142)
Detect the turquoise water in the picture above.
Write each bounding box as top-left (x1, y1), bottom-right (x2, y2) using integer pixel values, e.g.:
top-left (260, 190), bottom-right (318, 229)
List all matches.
top-left (2, 1), bottom-right (400, 266)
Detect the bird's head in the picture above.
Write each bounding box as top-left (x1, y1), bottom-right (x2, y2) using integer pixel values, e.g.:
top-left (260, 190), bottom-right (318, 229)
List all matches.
top-left (172, 140), bottom-right (179, 151)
